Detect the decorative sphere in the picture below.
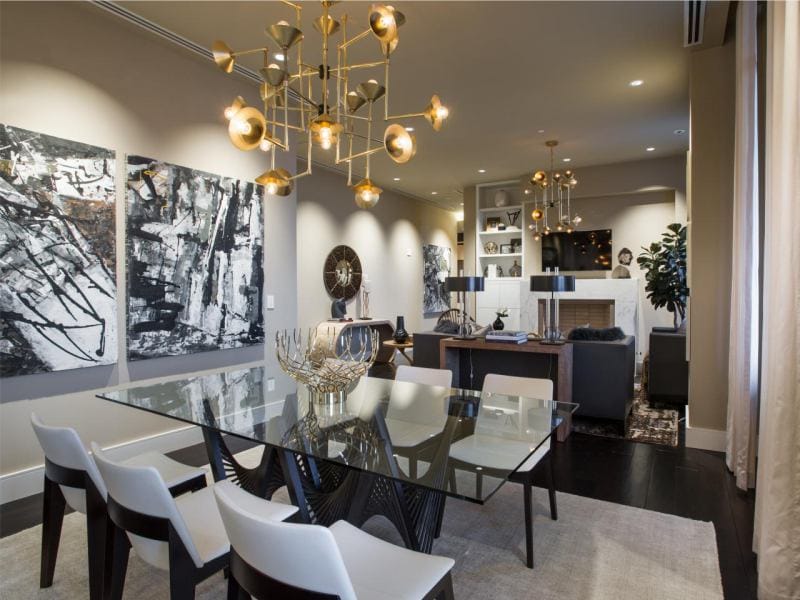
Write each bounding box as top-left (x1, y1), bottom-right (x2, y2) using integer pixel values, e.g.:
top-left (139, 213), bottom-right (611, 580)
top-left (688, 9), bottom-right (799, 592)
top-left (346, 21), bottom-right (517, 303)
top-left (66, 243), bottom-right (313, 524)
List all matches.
top-left (355, 189), bottom-right (380, 208)
top-left (531, 208), bottom-right (544, 221)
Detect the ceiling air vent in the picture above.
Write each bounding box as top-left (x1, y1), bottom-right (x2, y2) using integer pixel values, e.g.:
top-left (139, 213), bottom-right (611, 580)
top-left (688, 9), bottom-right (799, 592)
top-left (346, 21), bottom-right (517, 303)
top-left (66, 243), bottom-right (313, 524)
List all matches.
top-left (684, 0), bottom-right (706, 47)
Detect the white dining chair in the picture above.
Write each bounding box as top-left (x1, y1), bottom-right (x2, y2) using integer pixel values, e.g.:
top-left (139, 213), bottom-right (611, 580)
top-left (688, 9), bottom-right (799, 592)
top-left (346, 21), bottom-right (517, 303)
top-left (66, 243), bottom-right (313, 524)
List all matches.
top-left (395, 365), bottom-right (453, 389)
top-left (214, 481), bottom-right (455, 600)
top-left (30, 413), bottom-right (207, 600)
top-left (448, 373), bottom-right (557, 568)
top-left (92, 443), bottom-right (298, 600)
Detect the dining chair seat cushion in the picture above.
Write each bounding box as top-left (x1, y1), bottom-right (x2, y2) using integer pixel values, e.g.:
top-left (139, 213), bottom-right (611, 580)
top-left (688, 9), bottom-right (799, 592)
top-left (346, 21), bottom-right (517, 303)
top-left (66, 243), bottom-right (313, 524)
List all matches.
top-left (123, 451), bottom-right (206, 489)
top-left (169, 485), bottom-right (232, 568)
top-left (329, 520), bottom-right (454, 600)
top-left (383, 419), bottom-right (444, 448)
top-left (449, 434), bottom-right (549, 473)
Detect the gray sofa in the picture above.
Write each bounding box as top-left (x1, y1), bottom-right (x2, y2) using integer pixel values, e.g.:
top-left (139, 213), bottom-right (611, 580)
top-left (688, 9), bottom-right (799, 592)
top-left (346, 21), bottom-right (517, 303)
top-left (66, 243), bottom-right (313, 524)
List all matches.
top-left (413, 331), bottom-right (635, 422)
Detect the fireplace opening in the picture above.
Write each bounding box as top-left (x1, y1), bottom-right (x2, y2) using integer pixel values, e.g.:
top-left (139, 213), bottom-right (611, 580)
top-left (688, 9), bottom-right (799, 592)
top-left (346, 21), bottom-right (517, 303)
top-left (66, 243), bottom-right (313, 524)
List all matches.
top-left (537, 299), bottom-right (615, 334)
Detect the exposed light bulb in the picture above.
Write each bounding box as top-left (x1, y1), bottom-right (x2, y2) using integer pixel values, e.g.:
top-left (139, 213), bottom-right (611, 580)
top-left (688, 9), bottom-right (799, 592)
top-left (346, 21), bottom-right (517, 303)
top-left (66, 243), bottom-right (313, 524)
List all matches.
top-left (266, 182), bottom-right (278, 195)
top-left (224, 106), bottom-right (236, 120)
top-left (259, 139), bottom-right (273, 152)
top-left (320, 137), bottom-right (332, 150)
top-left (395, 136), bottom-right (412, 150)
top-left (534, 234), bottom-right (541, 241)
top-left (573, 215), bottom-right (583, 224)
top-left (436, 106), bottom-right (449, 119)
top-left (319, 126), bottom-right (332, 140)
top-left (235, 120), bottom-right (252, 135)
top-left (274, 53), bottom-right (285, 61)
top-left (379, 15), bottom-right (393, 28)
top-left (360, 189), bottom-right (379, 203)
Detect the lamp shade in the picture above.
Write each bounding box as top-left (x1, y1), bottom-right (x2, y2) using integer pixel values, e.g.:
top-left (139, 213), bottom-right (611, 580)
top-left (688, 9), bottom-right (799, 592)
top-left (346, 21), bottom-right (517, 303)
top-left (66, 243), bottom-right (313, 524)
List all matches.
top-left (445, 276), bottom-right (485, 293)
top-left (530, 275), bottom-right (575, 292)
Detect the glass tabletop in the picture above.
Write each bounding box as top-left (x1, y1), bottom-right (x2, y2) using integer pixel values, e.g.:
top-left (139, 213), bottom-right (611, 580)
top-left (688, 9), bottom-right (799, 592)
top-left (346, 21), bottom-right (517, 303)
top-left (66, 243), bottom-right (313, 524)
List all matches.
top-left (97, 366), bottom-right (577, 503)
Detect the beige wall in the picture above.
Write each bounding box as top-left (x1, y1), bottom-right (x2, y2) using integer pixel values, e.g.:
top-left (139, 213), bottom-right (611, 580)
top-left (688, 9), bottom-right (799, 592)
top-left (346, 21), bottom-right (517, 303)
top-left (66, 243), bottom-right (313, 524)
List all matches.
top-left (687, 42), bottom-right (736, 431)
top-left (0, 2), bottom-right (298, 476)
top-left (296, 165), bottom-right (458, 333)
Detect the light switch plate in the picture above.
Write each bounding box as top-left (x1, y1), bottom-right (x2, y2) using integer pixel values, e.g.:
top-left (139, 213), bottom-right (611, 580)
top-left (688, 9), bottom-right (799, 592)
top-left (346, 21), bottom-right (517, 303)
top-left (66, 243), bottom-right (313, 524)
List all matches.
top-left (266, 295), bottom-right (275, 310)
top-left (267, 377), bottom-right (275, 392)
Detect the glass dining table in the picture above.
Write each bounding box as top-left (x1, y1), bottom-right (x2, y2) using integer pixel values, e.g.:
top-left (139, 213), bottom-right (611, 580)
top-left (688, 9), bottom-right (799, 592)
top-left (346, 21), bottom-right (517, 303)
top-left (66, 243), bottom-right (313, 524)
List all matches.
top-left (97, 365), bottom-right (577, 553)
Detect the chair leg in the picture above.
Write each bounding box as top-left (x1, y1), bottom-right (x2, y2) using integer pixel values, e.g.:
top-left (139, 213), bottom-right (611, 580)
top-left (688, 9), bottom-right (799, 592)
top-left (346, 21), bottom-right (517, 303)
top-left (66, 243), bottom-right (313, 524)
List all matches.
top-left (523, 482), bottom-right (534, 569)
top-left (105, 522), bottom-right (131, 600)
top-left (440, 572), bottom-right (455, 600)
top-left (40, 475), bottom-right (65, 588)
top-left (547, 456), bottom-right (558, 521)
top-left (226, 573), bottom-right (243, 600)
top-left (85, 482), bottom-right (107, 600)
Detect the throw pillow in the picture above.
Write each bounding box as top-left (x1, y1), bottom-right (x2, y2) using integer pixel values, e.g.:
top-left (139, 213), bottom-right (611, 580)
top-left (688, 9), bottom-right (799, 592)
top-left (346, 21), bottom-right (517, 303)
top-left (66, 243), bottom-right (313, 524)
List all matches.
top-left (567, 326), bottom-right (626, 341)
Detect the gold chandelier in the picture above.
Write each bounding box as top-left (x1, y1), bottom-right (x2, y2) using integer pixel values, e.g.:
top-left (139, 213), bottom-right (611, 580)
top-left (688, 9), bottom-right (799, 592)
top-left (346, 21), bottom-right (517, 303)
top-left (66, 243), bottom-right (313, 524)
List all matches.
top-left (527, 140), bottom-right (582, 241)
top-left (211, 1), bottom-right (450, 208)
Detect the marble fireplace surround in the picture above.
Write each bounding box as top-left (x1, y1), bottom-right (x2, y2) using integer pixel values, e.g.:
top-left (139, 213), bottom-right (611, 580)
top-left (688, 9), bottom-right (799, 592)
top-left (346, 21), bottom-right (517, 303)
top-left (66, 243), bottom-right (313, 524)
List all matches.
top-left (520, 278), bottom-right (641, 355)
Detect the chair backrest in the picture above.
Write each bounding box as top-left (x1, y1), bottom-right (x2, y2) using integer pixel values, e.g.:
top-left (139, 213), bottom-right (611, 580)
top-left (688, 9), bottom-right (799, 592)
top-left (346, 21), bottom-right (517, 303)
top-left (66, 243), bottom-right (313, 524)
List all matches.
top-left (395, 365), bottom-right (452, 388)
top-left (214, 482), bottom-right (357, 600)
top-left (91, 442), bottom-right (203, 569)
top-left (482, 373), bottom-right (553, 401)
top-left (30, 413), bottom-right (107, 512)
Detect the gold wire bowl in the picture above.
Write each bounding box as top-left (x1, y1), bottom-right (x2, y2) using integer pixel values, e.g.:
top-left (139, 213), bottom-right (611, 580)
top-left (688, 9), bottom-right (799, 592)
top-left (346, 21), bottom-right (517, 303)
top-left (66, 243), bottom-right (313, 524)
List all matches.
top-left (275, 327), bottom-right (379, 405)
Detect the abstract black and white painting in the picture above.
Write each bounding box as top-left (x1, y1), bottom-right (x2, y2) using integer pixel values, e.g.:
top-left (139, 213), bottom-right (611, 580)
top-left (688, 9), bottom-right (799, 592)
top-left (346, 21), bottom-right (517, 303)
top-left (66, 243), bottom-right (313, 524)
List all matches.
top-left (422, 244), bottom-right (451, 315)
top-left (0, 124), bottom-right (117, 377)
top-left (126, 156), bottom-right (264, 360)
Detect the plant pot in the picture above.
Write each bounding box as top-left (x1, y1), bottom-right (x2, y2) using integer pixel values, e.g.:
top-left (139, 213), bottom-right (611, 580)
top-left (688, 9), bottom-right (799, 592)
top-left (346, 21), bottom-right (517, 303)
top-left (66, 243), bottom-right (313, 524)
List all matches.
top-left (493, 316), bottom-right (505, 331)
top-left (393, 316), bottom-right (409, 343)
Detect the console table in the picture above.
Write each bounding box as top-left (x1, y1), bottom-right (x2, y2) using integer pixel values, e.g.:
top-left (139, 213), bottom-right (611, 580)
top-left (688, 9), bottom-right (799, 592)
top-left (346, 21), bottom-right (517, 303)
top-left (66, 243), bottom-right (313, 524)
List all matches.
top-left (439, 338), bottom-right (573, 440)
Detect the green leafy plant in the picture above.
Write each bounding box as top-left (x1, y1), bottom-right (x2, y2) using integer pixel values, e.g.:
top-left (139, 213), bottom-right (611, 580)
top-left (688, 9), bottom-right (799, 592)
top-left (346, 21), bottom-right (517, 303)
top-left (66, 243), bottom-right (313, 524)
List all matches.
top-left (495, 308), bottom-right (509, 318)
top-left (637, 223), bottom-right (688, 329)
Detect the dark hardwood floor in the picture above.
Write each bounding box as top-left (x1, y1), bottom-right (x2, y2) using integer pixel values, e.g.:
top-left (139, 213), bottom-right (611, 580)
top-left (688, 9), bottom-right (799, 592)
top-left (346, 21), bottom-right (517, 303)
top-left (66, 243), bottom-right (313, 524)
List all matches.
top-left (1, 432), bottom-right (756, 600)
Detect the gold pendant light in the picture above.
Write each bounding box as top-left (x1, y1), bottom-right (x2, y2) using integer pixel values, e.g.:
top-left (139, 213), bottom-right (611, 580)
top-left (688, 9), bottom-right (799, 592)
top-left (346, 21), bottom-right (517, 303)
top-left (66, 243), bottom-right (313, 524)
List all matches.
top-left (528, 140), bottom-right (580, 238)
top-left (210, 1), bottom-right (450, 207)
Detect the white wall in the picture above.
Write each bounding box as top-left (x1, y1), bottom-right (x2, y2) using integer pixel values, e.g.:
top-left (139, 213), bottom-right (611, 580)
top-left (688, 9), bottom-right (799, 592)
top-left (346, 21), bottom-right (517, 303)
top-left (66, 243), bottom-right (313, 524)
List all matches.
top-left (0, 2), bottom-right (298, 480)
top-left (296, 165), bottom-right (458, 333)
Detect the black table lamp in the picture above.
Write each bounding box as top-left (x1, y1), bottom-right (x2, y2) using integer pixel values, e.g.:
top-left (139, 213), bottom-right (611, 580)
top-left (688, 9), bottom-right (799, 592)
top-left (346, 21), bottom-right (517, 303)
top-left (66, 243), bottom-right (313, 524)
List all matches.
top-left (530, 274), bottom-right (576, 344)
top-left (445, 276), bottom-right (485, 339)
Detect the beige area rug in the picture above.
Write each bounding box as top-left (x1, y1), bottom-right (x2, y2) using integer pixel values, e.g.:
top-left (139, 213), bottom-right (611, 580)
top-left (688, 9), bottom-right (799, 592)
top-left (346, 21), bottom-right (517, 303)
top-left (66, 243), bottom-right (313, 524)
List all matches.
top-left (1, 456), bottom-right (722, 600)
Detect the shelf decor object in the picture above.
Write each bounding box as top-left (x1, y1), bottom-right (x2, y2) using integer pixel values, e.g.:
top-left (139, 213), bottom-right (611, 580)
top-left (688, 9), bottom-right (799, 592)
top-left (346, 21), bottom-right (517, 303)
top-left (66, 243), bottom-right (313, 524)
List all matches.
top-left (530, 272), bottom-right (576, 344)
top-left (445, 276), bottom-right (485, 339)
top-left (528, 140), bottom-right (582, 240)
top-left (276, 326), bottom-right (379, 405)
top-left (211, 2), bottom-right (450, 208)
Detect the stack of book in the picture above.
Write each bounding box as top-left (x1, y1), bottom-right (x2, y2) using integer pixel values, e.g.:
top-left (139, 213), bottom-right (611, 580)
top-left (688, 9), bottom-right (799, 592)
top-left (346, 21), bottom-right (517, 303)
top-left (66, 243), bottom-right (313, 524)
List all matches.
top-left (485, 330), bottom-right (528, 344)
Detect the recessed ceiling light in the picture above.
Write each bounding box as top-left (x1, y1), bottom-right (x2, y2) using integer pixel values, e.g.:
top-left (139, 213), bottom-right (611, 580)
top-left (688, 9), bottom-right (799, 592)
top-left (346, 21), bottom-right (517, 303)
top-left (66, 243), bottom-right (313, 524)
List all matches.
top-left (431, 191), bottom-right (438, 195)
top-left (478, 169), bottom-right (486, 173)
top-left (537, 129), bottom-right (545, 134)
top-left (646, 147), bottom-right (655, 152)
top-left (674, 129), bottom-right (686, 135)
top-left (629, 79), bottom-right (644, 87)
top-left (274, 53), bottom-right (285, 61)
top-left (562, 158), bottom-right (571, 163)
top-left (393, 177), bottom-right (400, 181)
top-left (405, 127), bottom-right (414, 132)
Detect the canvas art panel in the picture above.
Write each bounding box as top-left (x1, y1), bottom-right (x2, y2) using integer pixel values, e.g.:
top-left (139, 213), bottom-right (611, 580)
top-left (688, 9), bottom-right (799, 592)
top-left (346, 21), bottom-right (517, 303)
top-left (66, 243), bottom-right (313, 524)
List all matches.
top-left (0, 124), bottom-right (117, 376)
top-left (422, 244), bottom-right (451, 315)
top-left (126, 156), bottom-right (265, 360)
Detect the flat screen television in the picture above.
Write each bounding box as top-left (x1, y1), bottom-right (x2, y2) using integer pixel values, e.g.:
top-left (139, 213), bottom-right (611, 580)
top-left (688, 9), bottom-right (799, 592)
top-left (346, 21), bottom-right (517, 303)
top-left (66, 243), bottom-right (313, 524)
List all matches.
top-left (541, 229), bottom-right (613, 271)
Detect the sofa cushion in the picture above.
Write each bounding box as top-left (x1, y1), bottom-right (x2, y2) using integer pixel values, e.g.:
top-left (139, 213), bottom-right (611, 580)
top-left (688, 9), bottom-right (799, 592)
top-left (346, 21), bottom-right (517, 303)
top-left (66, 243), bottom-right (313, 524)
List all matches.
top-left (568, 326), bottom-right (626, 341)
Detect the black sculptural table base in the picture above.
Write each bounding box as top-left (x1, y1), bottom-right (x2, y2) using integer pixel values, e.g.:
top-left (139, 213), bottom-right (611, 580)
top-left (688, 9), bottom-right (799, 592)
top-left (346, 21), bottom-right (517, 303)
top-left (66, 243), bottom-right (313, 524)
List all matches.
top-left (199, 427), bottom-right (446, 554)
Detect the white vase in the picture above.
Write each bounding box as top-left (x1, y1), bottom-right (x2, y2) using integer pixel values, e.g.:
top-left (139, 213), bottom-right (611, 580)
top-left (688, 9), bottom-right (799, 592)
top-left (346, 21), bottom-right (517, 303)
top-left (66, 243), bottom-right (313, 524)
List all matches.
top-left (494, 189), bottom-right (509, 207)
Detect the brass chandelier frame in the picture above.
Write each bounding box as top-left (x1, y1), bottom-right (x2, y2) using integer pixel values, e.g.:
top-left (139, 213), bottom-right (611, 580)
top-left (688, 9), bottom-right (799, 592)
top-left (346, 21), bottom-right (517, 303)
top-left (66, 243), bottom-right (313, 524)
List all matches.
top-left (212, 1), bottom-right (449, 208)
top-left (528, 140), bottom-right (582, 240)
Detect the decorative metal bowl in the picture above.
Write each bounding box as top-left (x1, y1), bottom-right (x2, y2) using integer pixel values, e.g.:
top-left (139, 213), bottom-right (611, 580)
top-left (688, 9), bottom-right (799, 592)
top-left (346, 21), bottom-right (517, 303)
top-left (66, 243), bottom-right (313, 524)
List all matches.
top-left (275, 326), bottom-right (379, 405)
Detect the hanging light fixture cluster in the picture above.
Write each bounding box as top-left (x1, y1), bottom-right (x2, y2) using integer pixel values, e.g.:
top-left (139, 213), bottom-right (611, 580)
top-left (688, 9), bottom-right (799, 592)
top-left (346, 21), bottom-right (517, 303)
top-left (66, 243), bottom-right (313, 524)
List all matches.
top-left (527, 140), bottom-right (582, 241)
top-left (212, 1), bottom-right (450, 208)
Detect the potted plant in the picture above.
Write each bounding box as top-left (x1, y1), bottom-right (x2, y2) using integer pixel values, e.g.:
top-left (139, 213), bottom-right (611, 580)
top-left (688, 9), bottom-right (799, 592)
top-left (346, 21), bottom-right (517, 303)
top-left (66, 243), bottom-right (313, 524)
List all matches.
top-left (637, 223), bottom-right (688, 330)
top-left (493, 309), bottom-right (509, 331)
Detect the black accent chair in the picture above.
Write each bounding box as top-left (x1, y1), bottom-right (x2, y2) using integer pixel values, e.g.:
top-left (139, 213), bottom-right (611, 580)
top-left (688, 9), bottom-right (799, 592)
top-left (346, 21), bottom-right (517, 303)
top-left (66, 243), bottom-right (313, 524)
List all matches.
top-left (648, 329), bottom-right (689, 404)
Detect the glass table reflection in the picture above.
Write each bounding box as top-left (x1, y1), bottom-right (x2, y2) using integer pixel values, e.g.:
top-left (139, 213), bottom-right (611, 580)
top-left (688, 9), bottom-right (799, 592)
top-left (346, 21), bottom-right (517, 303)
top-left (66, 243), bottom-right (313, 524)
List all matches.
top-left (97, 366), bottom-right (576, 552)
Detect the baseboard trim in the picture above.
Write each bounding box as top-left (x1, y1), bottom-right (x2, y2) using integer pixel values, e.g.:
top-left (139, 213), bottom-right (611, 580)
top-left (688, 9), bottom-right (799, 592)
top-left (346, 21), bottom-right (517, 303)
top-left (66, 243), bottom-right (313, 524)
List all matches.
top-left (0, 426), bottom-right (203, 504)
top-left (685, 406), bottom-right (727, 452)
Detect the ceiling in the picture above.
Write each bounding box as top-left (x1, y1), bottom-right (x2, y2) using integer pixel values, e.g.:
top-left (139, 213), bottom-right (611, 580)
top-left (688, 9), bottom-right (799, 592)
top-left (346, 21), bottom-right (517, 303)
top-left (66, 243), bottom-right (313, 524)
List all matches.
top-left (114, 1), bottom-right (690, 210)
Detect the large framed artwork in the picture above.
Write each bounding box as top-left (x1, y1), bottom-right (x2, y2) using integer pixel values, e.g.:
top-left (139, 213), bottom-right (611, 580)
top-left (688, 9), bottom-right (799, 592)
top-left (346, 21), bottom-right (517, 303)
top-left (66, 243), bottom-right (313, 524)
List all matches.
top-left (126, 156), bottom-right (264, 360)
top-left (0, 124), bottom-right (117, 377)
top-left (422, 244), bottom-right (451, 315)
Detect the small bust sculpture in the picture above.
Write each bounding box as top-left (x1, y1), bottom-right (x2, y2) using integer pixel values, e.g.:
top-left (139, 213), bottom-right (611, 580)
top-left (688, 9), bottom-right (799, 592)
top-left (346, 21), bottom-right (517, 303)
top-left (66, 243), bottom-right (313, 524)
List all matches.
top-left (331, 298), bottom-right (347, 319)
top-left (612, 247), bottom-right (633, 279)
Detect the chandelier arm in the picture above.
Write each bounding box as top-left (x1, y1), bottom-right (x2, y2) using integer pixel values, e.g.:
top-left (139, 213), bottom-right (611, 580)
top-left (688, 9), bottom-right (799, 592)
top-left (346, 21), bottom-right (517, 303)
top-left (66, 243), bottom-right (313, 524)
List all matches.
top-left (338, 28), bottom-right (372, 51)
top-left (385, 111), bottom-right (426, 120)
top-left (231, 47), bottom-right (269, 59)
top-left (329, 60), bottom-right (388, 73)
top-left (288, 131), bottom-right (313, 181)
top-left (322, 2), bottom-right (330, 115)
top-left (336, 146), bottom-right (382, 165)
top-left (338, 15), bottom-right (348, 167)
top-left (365, 101), bottom-right (373, 179)
top-left (384, 57), bottom-right (390, 121)
top-left (279, 0), bottom-right (302, 12)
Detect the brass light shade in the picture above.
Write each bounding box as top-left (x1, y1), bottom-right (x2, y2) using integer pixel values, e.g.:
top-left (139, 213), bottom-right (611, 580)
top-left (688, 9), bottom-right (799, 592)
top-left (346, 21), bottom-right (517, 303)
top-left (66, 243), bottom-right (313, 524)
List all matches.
top-left (383, 124), bottom-right (416, 164)
top-left (224, 96), bottom-right (247, 120)
top-left (531, 170), bottom-right (547, 185)
top-left (357, 80), bottom-right (386, 102)
top-left (353, 178), bottom-right (382, 208)
top-left (369, 4), bottom-right (399, 43)
top-left (256, 168), bottom-right (293, 196)
top-left (380, 38), bottom-right (399, 56)
top-left (423, 94), bottom-right (449, 131)
top-left (266, 21), bottom-right (304, 49)
top-left (310, 113), bottom-right (344, 145)
top-left (260, 64), bottom-right (288, 87)
top-left (346, 91), bottom-right (367, 113)
top-left (313, 15), bottom-right (340, 36)
top-left (531, 208), bottom-right (544, 221)
top-left (228, 107), bottom-right (267, 151)
top-left (212, 40), bottom-right (235, 73)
